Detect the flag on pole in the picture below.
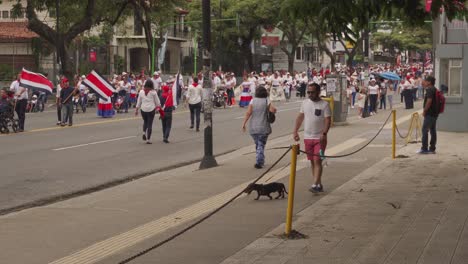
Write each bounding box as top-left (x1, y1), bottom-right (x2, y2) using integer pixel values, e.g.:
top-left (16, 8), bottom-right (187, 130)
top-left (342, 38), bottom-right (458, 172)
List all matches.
top-left (157, 32), bottom-right (169, 70)
top-left (82, 70), bottom-right (116, 100)
top-left (171, 72), bottom-right (181, 107)
top-left (19, 68), bottom-right (53, 94)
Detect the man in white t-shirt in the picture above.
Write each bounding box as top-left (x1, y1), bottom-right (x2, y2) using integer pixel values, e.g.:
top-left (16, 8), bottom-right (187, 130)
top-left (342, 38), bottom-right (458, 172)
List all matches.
top-left (293, 83), bottom-right (331, 193)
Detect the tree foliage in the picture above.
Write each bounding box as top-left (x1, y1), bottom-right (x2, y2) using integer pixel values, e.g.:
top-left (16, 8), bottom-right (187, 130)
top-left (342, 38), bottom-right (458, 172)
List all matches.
top-left (372, 24), bottom-right (432, 53)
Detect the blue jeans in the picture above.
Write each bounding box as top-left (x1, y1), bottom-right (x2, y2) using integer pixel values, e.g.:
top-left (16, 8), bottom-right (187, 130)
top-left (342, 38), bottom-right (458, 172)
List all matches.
top-left (251, 134), bottom-right (268, 166)
top-left (124, 94), bottom-right (130, 112)
top-left (422, 115), bottom-right (437, 151)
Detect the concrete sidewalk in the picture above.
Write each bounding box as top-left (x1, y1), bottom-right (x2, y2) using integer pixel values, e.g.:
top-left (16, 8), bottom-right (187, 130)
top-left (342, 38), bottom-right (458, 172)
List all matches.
top-left (220, 131), bottom-right (468, 264)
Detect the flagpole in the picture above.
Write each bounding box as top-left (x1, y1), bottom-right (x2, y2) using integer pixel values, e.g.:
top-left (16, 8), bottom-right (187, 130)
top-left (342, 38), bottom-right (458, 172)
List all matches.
top-left (199, 0), bottom-right (218, 169)
top-left (151, 37), bottom-right (155, 74)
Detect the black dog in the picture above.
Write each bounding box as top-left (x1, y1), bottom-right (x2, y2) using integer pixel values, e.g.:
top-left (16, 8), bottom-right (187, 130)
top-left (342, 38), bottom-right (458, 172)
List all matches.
top-left (244, 182), bottom-right (288, 200)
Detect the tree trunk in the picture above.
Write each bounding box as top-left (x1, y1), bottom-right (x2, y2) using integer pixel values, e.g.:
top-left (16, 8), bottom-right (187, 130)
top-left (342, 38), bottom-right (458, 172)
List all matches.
top-left (287, 53), bottom-right (294, 73)
top-left (58, 43), bottom-right (74, 81)
top-left (241, 42), bottom-right (253, 72)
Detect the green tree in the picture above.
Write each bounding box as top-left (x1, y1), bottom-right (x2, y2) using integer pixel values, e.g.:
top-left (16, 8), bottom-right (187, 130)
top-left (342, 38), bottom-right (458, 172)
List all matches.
top-left (275, 0), bottom-right (308, 72)
top-left (13, 0), bottom-right (130, 79)
top-left (187, 0), bottom-right (275, 72)
top-left (372, 24), bottom-right (432, 55)
top-left (129, 0), bottom-right (185, 72)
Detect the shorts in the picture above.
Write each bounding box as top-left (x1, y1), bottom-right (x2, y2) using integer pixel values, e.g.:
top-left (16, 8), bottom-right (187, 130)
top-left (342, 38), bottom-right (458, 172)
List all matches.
top-left (304, 139), bottom-right (327, 161)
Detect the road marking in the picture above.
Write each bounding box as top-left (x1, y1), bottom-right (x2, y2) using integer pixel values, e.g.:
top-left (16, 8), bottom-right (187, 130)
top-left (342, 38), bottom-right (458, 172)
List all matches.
top-left (48, 136), bottom-right (368, 264)
top-left (52, 136), bottom-right (136, 151)
top-left (0, 110), bottom-right (190, 136)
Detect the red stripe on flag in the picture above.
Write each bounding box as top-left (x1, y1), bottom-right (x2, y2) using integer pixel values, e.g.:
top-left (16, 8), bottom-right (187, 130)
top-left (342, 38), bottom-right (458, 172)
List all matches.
top-left (86, 73), bottom-right (114, 97)
top-left (21, 70), bottom-right (53, 88)
top-left (20, 69), bottom-right (53, 93)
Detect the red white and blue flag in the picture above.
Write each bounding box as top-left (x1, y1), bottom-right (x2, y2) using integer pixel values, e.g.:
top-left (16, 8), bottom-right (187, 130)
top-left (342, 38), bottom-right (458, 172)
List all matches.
top-left (20, 68), bottom-right (53, 94)
top-left (82, 70), bottom-right (116, 100)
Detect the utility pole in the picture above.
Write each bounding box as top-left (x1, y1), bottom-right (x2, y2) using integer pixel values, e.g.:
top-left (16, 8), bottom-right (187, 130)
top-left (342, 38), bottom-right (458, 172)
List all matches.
top-left (199, 0), bottom-right (218, 169)
top-left (56, 0), bottom-right (60, 67)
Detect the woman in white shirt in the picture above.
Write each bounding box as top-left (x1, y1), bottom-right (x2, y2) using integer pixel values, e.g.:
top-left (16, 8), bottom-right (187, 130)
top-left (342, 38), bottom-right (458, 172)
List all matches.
top-left (186, 77), bottom-right (203, 131)
top-left (367, 78), bottom-right (380, 115)
top-left (135, 80), bottom-right (161, 144)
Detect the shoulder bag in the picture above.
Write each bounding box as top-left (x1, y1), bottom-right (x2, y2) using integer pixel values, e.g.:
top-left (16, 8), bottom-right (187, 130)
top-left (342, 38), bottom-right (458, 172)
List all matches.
top-left (265, 99), bottom-right (275, 123)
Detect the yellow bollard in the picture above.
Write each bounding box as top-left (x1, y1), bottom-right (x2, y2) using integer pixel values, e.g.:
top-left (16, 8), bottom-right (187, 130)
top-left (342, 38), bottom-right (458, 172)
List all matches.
top-left (322, 96), bottom-right (334, 126)
top-left (285, 144), bottom-right (299, 235)
top-left (392, 110), bottom-right (396, 159)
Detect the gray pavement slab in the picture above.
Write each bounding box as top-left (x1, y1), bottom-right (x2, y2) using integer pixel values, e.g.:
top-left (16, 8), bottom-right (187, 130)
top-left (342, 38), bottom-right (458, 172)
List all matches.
top-left (220, 131), bottom-right (468, 264)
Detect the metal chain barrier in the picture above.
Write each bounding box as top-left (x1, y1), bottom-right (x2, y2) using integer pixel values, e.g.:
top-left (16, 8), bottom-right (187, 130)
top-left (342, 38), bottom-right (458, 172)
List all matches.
top-left (119, 110), bottom-right (400, 262)
top-left (394, 112), bottom-right (422, 143)
top-left (118, 146), bottom-right (292, 264)
top-left (298, 111), bottom-right (394, 158)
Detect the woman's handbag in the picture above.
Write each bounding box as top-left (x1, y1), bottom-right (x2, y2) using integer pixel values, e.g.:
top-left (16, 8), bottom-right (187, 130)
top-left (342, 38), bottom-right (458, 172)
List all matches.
top-left (265, 99), bottom-right (275, 123)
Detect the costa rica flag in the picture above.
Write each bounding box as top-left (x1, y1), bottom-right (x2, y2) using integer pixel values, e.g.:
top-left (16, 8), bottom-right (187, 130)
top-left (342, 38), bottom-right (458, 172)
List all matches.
top-left (82, 70), bottom-right (116, 100)
top-left (20, 68), bottom-right (53, 94)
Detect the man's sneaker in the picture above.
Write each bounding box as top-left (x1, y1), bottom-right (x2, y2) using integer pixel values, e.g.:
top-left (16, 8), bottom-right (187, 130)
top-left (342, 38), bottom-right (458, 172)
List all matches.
top-left (254, 164), bottom-right (263, 169)
top-left (309, 185), bottom-right (321, 193)
top-left (428, 150), bottom-right (436, 154)
top-left (142, 134), bottom-right (147, 141)
top-left (317, 184), bottom-right (324, 192)
top-left (417, 149), bottom-right (430, 154)
top-left (146, 141), bottom-right (152, 144)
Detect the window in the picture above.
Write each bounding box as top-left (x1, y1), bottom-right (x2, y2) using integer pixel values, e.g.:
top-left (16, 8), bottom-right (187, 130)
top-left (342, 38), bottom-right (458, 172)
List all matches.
top-left (295, 46), bottom-right (304, 61)
top-left (311, 47), bottom-right (320, 63)
top-left (440, 59), bottom-right (462, 97)
top-left (2, 11), bottom-right (9, 19)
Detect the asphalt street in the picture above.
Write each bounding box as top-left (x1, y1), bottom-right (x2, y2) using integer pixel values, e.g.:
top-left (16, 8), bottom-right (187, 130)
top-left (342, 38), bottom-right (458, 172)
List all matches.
top-left (1, 98), bottom-right (335, 213)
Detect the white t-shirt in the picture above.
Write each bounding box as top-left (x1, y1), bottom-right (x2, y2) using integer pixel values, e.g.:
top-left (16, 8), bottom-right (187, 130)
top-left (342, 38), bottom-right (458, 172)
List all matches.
top-left (300, 99), bottom-right (331, 139)
top-left (368, 84), bottom-right (379, 95)
top-left (152, 77), bottom-right (162, 91)
top-left (136, 90), bottom-right (161, 112)
top-left (56, 84), bottom-right (62, 98)
top-left (187, 83), bottom-right (203, 104)
top-left (10, 80), bottom-right (28, 100)
top-left (225, 78), bottom-right (236, 89)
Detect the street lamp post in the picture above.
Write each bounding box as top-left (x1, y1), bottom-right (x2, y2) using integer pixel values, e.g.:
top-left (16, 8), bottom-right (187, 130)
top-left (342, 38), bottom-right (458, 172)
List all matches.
top-left (199, 0), bottom-right (218, 169)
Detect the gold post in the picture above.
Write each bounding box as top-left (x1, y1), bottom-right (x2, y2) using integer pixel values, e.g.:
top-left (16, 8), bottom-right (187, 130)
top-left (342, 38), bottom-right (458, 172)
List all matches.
top-left (285, 144), bottom-right (299, 235)
top-left (392, 110), bottom-right (396, 159)
top-left (322, 96), bottom-right (334, 126)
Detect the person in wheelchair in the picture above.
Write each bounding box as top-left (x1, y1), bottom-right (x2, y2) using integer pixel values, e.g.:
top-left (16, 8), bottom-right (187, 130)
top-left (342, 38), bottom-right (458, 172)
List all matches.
top-left (0, 89), bottom-right (10, 114)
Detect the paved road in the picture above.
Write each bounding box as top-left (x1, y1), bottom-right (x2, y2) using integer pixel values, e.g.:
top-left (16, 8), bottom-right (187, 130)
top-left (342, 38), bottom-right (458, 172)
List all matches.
top-left (2, 97), bottom-right (367, 213)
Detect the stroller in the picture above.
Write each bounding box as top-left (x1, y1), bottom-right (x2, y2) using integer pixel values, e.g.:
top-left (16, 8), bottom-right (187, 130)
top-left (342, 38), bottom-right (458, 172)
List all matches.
top-left (0, 101), bottom-right (19, 134)
top-left (26, 95), bottom-right (39, 113)
top-left (114, 96), bottom-right (124, 113)
top-left (212, 88), bottom-right (226, 108)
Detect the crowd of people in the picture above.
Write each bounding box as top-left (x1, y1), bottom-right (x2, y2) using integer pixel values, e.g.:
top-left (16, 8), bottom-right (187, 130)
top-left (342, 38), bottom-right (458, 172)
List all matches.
top-left (1, 61), bottom-right (442, 196)
top-left (1, 62), bottom-right (432, 138)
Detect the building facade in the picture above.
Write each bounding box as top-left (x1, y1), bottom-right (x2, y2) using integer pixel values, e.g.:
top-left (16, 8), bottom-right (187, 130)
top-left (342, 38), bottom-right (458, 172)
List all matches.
top-left (433, 13), bottom-right (467, 132)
